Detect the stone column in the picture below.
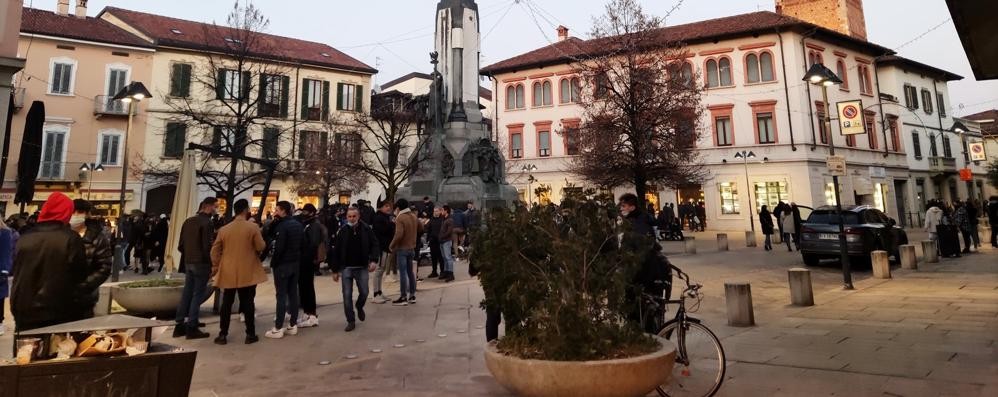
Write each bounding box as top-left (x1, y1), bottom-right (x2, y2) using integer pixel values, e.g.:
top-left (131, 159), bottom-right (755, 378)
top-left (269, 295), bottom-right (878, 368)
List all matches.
top-left (717, 233), bottom-right (729, 251)
top-left (787, 268), bottom-right (814, 306)
top-left (724, 282), bottom-right (755, 327)
top-left (745, 230), bottom-right (757, 248)
top-left (921, 240), bottom-right (939, 263)
top-left (871, 250), bottom-right (890, 279)
top-left (899, 244), bottom-right (917, 270)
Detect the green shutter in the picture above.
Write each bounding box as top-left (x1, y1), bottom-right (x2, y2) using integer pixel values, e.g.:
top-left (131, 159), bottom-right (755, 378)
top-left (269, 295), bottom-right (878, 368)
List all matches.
top-left (336, 83), bottom-right (345, 111)
top-left (169, 64), bottom-right (181, 97)
top-left (212, 126), bottom-right (222, 150)
top-left (258, 74), bottom-right (267, 116)
top-left (280, 75), bottom-right (290, 118)
top-left (355, 85), bottom-right (363, 112)
top-left (300, 79), bottom-right (310, 119)
top-left (216, 70), bottom-right (226, 100)
top-left (180, 64), bottom-right (192, 97)
top-left (241, 71), bottom-right (251, 100)
top-left (322, 81), bottom-right (331, 121)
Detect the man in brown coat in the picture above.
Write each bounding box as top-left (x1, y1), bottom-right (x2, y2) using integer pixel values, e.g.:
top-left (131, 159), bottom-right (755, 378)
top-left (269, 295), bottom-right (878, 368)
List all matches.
top-left (210, 199), bottom-right (267, 345)
top-left (389, 198), bottom-right (419, 306)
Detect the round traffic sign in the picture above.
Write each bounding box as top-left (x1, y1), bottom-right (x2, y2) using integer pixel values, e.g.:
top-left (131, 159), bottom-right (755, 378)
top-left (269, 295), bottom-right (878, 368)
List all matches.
top-left (842, 105), bottom-right (859, 119)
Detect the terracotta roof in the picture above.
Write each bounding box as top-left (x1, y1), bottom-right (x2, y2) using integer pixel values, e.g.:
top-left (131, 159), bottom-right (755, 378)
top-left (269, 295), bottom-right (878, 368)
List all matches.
top-left (20, 7), bottom-right (153, 48)
top-left (962, 109), bottom-right (997, 122)
top-left (877, 55), bottom-right (963, 81)
top-left (100, 7), bottom-right (376, 74)
top-left (482, 11), bottom-right (896, 75)
top-left (479, 86), bottom-right (492, 101)
top-left (381, 72), bottom-right (431, 90)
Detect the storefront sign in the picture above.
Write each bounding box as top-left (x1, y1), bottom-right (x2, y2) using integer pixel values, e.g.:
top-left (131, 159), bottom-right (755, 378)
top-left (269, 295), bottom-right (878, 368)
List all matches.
top-left (959, 168), bottom-right (973, 181)
top-left (826, 155), bottom-right (847, 176)
top-left (969, 142), bottom-right (986, 162)
top-left (836, 100), bottom-right (866, 135)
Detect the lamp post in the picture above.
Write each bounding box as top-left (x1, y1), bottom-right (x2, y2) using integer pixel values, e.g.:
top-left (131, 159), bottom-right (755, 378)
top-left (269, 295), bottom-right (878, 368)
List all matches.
top-left (110, 81), bottom-right (151, 282)
top-left (79, 162), bottom-right (105, 200)
top-left (521, 164), bottom-right (538, 206)
top-left (734, 150), bottom-right (757, 232)
top-left (803, 63), bottom-right (853, 290)
top-left (951, 121), bottom-right (975, 202)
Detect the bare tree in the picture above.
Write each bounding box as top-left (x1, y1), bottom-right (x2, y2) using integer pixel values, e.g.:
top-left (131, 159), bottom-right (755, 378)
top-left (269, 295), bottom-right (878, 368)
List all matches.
top-left (141, 1), bottom-right (297, 217)
top-left (287, 137), bottom-right (369, 208)
top-left (568, 0), bottom-right (707, 207)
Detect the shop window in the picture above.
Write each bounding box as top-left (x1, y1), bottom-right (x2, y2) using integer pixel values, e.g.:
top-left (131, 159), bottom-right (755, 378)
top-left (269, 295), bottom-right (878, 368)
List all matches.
top-left (754, 181), bottom-right (789, 213)
top-left (719, 182), bottom-right (739, 215)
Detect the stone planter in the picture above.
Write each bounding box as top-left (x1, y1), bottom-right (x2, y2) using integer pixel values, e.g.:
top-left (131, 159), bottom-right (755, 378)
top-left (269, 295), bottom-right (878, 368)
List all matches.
top-left (112, 282), bottom-right (184, 315)
top-left (484, 336), bottom-right (676, 397)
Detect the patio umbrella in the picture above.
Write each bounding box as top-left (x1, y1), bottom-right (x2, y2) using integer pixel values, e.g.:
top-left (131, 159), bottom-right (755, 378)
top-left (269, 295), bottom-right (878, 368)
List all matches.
top-left (14, 101), bottom-right (44, 208)
top-left (0, 92), bottom-right (14, 195)
top-left (164, 150), bottom-right (199, 276)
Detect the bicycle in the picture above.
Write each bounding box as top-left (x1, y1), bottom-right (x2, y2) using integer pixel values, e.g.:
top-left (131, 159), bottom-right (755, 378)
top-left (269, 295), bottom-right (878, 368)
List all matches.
top-left (643, 265), bottom-right (726, 397)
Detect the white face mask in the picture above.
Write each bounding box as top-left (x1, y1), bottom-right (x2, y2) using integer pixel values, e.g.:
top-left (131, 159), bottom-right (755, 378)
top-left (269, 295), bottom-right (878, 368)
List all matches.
top-left (70, 214), bottom-right (87, 229)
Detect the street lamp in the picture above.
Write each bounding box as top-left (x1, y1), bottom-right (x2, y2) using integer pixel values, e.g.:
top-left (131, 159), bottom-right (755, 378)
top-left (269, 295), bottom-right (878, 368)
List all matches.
top-left (79, 162), bottom-right (105, 200)
top-left (111, 81), bottom-right (151, 282)
top-left (734, 150), bottom-right (757, 233)
top-left (521, 164), bottom-right (538, 206)
top-left (803, 63), bottom-right (853, 290)
top-left (951, 121), bottom-right (975, 202)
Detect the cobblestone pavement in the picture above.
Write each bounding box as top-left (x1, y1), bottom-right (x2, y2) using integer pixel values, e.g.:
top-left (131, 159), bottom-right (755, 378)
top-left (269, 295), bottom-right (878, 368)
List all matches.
top-left (2, 230), bottom-right (995, 396)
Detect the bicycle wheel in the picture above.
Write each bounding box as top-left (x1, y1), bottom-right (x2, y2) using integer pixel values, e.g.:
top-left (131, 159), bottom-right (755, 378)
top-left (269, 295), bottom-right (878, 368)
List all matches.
top-left (655, 320), bottom-right (726, 397)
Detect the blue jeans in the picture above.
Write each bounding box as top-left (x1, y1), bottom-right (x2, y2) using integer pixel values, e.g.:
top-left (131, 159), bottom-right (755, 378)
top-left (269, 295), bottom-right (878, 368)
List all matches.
top-left (440, 240), bottom-right (455, 273)
top-left (273, 264), bottom-right (300, 329)
top-left (341, 267), bottom-right (370, 323)
top-left (175, 270), bottom-right (208, 329)
top-left (395, 249), bottom-right (416, 298)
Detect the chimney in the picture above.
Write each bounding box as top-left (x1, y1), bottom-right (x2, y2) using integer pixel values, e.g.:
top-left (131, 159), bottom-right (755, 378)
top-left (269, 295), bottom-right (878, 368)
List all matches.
top-left (56, 0), bottom-right (70, 16)
top-left (557, 25), bottom-right (569, 42)
top-left (74, 0), bottom-right (88, 18)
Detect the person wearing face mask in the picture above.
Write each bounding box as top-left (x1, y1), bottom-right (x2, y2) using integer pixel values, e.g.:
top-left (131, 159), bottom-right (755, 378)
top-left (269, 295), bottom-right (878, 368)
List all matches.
top-left (330, 208), bottom-right (380, 331)
top-left (71, 200), bottom-right (113, 316)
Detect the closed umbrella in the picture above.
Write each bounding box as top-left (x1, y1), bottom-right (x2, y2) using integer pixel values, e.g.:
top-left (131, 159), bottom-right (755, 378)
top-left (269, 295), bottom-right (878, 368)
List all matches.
top-left (14, 101), bottom-right (44, 209)
top-left (164, 150), bottom-right (199, 277)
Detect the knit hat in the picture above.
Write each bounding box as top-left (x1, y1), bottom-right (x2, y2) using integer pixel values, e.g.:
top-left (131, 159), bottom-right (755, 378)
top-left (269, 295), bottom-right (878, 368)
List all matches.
top-left (38, 192), bottom-right (74, 224)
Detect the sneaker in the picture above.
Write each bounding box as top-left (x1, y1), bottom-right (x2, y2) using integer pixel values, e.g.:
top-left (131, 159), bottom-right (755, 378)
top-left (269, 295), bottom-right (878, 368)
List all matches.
top-left (427, 272), bottom-right (439, 279)
top-left (186, 328), bottom-right (211, 340)
top-left (392, 297), bottom-right (409, 306)
top-left (357, 307), bottom-right (366, 322)
top-left (264, 328), bottom-right (285, 339)
top-left (172, 325), bottom-right (186, 338)
top-left (345, 322), bottom-right (356, 332)
top-left (285, 325), bottom-right (299, 336)
top-left (300, 315), bottom-right (319, 328)
top-left (372, 293), bottom-right (389, 304)
top-left (409, 296), bottom-right (416, 304)
top-left (245, 335), bottom-right (259, 345)
top-left (214, 335), bottom-right (228, 345)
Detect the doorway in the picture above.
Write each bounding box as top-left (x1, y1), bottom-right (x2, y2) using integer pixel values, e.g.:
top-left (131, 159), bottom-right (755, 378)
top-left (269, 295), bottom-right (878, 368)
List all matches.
top-left (893, 179), bottom-right (908, 227)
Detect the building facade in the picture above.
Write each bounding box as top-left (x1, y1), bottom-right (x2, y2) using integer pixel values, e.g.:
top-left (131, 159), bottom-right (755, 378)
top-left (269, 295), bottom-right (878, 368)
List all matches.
top-left (0, 0), bottom-right (26, 200)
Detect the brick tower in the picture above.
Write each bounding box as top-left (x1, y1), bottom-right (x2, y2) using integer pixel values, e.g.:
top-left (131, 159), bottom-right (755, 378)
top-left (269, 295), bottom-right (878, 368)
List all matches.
top-left (776, 0), bottom-right (867, 41)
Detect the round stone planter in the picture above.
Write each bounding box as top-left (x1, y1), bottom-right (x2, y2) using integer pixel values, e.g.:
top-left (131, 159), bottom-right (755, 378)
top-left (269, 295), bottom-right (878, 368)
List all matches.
top-left (112, 282), bottom-right (184, 314)
top-left (484, 336), bottom-right (676, 397)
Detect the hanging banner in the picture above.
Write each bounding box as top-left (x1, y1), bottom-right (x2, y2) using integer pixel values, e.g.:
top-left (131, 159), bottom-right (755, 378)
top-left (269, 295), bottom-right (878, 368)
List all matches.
top-left (969, 142), bottom-right (986, 162)
top-left (836, 100), bottom-right (865, 135)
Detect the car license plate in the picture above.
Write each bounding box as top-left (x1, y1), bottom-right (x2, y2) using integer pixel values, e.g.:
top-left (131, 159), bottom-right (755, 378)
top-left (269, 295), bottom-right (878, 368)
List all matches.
top-left (819, 234), bottom-right (838, 240)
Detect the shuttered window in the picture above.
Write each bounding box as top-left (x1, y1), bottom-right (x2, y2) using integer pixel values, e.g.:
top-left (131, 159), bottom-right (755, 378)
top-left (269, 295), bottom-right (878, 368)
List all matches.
top-left (337, 83), bottom-right (363, 112)
top-left (99, 133), bottom-right (122, 166)
top-left (263, 127), bottom-right (280, 159)
top-left (164, 123), bottom-right (187, 158)
top-left (50, 62), bottom-right (74, 95)
top-left (169, 63), bottom-right (193, 97)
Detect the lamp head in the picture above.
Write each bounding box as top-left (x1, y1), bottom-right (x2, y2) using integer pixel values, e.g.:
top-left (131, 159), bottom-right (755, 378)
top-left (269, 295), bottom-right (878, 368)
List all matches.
top-left (802, 63), bottom-right (842, 86)
top-left (950, 121), bottom-right (968, 134)
top-left (79, 163), bottom-right (89, 172)
top-left (112, 81), bottom-right (152, 102)
top-left (94, 164), bottom-right (105, 172)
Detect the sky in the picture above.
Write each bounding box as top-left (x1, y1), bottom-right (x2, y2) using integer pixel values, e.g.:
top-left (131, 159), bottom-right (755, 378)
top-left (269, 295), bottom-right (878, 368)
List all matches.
top-left (27, 0), bottom-right (998, 117)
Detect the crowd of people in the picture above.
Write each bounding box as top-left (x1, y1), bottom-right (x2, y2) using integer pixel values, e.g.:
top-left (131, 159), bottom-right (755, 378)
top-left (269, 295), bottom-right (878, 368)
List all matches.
top-left (923, 197), bottom-right (998, 256)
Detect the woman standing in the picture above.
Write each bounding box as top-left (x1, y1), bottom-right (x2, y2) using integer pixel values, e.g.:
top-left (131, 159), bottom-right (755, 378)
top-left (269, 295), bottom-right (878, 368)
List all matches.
top-left (0, 220), bottom-right (15, 335)
top-left (759, 205), bottom-right (775, 251)
top-left (781, 209), bottom-right (797, 252)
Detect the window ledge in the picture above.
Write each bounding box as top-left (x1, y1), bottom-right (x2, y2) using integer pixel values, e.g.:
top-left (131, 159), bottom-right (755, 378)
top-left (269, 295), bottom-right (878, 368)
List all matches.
top-left (47, 92), bottom-right (75, 97)
top-left (557, 101), bottom-right (579, 106)
top-left (744, 80), bottom-right (779, 87)
top-left (504, 108), bottom-right (527, 112)
top-left (532, 104), bottom-right (555, 109)
top-left (706, 85), bottom-right (737, 90)
top-left (839, 87), bottom-right (850, 92)
top-left (860, 92), bottom-right (874, 98)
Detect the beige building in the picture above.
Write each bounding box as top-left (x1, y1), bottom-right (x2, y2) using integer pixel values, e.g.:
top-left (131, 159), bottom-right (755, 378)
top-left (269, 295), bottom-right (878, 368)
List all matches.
top-left (3, 1), bottom-right (153, 217)
top-left (0, 0), bottom-right (26, 203)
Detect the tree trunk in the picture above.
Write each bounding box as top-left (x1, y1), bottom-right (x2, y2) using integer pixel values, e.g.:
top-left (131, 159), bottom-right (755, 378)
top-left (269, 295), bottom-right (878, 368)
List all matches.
top-left (634, 174), bottom-right (647, 209)
top-left (225, 158), bottom-right (238, 219)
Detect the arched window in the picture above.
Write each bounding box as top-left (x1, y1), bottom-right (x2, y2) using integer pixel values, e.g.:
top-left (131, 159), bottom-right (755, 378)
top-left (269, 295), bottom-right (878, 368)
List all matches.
top-left (516, 84), bottom-right (525, 108)
top-left (759, 52), bottom-right (774, 81)
top-left (836, 59), bottom-right (849, 90)
top-left (533, 81), bottom-right (552, 107)
top-left (542, 80), bottom-right (552, 106)
top-left (594, 72), bottom-right (610, 98)
top-left (746, 52), bottom-right (775, 84)
top-left (707, 57), bottom-right (732, 88)
top-left (680, 62), bottom-right (693, 85)
top-left (560, 77), bottom-right (581, 103)
top-left (746, 53), bottom-right (760, 83)
top-left (718, 58), bottom-right (732, 86)
top-left (506, 84), bottom-right (525, 109)
top-left (706, 59), bottom-right (719, 88)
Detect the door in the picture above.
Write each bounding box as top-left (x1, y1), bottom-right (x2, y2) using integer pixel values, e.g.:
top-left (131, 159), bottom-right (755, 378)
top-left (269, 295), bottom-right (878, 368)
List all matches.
top-left (106, 68), bottom-right (128, 113)
top-left (893, 180), bottom-right (908, 228)
top-left (40, 129), bottom-right (67, 179)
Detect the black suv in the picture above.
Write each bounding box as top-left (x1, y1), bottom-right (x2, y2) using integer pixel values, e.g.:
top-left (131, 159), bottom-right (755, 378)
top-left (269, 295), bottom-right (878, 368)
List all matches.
top-left (798, 205), bottom-right (908, 267)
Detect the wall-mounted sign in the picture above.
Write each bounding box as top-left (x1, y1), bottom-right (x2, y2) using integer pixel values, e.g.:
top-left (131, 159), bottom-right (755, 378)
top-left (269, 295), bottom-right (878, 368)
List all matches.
top-left (969, 142), bottom-right (986, 162)
top-left (959, 168), bottom-right (973, 181)
top-left (869, 166), bottom-right (886, 179)
top-left (836, 100), bottom-right (866, 135)
top-left (827, 155), bottom-right (846, 176)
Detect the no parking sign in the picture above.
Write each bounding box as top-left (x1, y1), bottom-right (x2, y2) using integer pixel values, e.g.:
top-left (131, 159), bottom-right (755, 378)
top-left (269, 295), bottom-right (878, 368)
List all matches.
top-left (836, 100), bottom-right (865, 135)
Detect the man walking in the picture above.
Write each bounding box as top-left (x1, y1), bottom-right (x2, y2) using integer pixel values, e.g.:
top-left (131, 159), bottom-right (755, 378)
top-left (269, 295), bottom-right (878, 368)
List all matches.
top-left (426, 206), bottom-right (444, 279)
top-left (211, 199), bottom-right (267, 345)
top-left (298, 204), bottom-right (327, 328)
top-left (371, 200), bottom-right (395, 303)
top-left (389, 198), bottom-right (419, 305)
top-left (267, 201), bottom-right (304, 339)
top-left (174, 198), bottom-right (217, 340)
top-left (330, 208), bottom-right (380, 331)
top-left (439, 206), bottom-right (456, 282)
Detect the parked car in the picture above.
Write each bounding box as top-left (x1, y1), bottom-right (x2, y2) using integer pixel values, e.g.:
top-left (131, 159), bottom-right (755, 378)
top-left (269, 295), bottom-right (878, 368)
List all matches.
top-left (798, 205), bottom-right (908, 267)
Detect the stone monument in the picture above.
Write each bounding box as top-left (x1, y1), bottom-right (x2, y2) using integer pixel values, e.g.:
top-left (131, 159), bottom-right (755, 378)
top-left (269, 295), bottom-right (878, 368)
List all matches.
top-left (398, 0), bottom-right (518, 209)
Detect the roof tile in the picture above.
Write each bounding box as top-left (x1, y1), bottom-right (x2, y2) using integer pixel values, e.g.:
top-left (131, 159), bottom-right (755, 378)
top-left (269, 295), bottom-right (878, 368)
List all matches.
top-left (20, 7), bottom-right (153, 48)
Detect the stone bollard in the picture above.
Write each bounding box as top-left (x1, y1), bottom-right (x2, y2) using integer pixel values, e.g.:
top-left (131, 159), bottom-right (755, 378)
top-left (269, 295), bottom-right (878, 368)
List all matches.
top-left (787, 268), bottom-right (814, 306)
top-left (684, 236), bottom-right (697, 254)
top-left (96, 285), bottom-right (113, 316)
top-left (921, 240), bottom-right (939, 263)
top-left (724, 282), bottom-right (755, 327)
top-left (871, 250), bottom-right (891, 279)
top-left (773, 233), bottom-right (782, 245)
top-left (899, 244), bottom-right (917, 270)
top-left (717, 233), bottom-right (729, 251)
top-left (745, 230), bottom-right (757, 247)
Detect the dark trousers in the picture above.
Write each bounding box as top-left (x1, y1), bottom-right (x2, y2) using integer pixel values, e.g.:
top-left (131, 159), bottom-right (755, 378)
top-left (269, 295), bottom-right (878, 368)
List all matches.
top-left (486, 306), bottom-right (502, 342)
top-left (123, 243), bottom-right (133, 267)
top-left (991, 226), bottom-right (997, 247)
top-left (961, 229), bottom-right (973, 251)
top-left (429, 238), bottom-right (443, 273)
top-left (219, 286), bottom-right (256, 337)
top-left (274, 265), bottom-right (300, 329)
top-left (175, 270), bottom-right (208, 330)
top-left (1, 297), bottom-right (4, 324)
top-left (299, 259), bottom-right (317, 315)
top-left (137, 247), bottom-right (150, 273)
top-left (341, 267), bottom-right (370, 323)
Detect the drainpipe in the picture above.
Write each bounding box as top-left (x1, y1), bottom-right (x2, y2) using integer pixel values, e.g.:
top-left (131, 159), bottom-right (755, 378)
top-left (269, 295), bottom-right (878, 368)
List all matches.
top-left (873, 57), bottom-right (889, 158)
top-left (801, 33), bottom-right (818, 150)
top-left (777, 29), bottom-right (796, 151)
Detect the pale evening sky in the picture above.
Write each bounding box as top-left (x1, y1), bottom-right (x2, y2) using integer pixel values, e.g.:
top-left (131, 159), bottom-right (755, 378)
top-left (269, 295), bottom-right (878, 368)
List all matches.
top-left (26, 0), bottom-right (998, 117)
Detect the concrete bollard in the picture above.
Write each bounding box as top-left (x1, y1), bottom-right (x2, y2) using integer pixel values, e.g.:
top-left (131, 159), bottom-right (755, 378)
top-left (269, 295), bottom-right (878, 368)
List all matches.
top-left (96, 285), bottom-right (113, 316)
top-left (745, 230), bottom-right (758, 248)
top-left (787, 268), bottom-right (814, 306)
top-left (717, 233), bottom-right (729, 251)
top-left (871, 250), bottom-right (891, 279)
top-left (899, 244), bottom-right (917, 270)
top-left (684, 236), bottom-right (697, 254)
top-left (921, 240), bottom-right (939, 263)
top-left (724, 282), bottom-right (755, 327)
top-left (773, 233), bottom-right (782, 245)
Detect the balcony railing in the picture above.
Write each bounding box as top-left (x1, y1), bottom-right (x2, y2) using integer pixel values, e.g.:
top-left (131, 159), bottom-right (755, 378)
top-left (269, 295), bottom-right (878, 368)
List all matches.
top-left (928, 156), bottom-right (957, 174)
top-left (12, 87), bottom-right (25, 112)
top-left (94, 95), bottom-right (129, 116)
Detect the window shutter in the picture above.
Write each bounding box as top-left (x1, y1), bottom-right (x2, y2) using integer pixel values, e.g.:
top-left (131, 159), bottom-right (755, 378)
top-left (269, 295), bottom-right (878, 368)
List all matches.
top-left (258, 74), bottom-right (268, 117)
top-left (336, 83), bottom-right (345, 111)
top-left (241, 71), bottom-right (251, 100)
top-left (300, 79), bottom-right (311, 119)
top-left (355, 85), bottom-right (363, 112)
top-left (322, 81), bottom-right (331, 120)
top-left (170, 64), bottom-right (181, 96)
top-left (280, 75), bottom-right (290, 118)
top-left (212, 126), bottom-right (222, 150)
top-left (180, 64), bottom-right (192, 97)
top-left (216, 70), bottom-right (226, 100)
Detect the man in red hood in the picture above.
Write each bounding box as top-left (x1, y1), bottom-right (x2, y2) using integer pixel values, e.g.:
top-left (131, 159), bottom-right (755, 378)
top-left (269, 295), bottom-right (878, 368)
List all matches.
top-left (11, 192), bottom-right (101, 331)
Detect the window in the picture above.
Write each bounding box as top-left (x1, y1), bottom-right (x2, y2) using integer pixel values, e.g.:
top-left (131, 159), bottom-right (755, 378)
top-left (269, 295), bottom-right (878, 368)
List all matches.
top-left (337, 83), bottom-right (363, 112)
top-left (217, 69), bottom-right (246, 101)
top-left (678, 119), bottom-right (696, 149)
top-left (816, 102), bottom-right (830, 144)
top-left (559, 77), bottom-right (581, 103)
top-left (705, 57), bottom-right (732, 88)
top-left (211, 126), bottom-right (235, 154)
top-left (756, 112), bottom-right (775, 144)
top-left (538, 130), bottom-right (551, 157)
top-left (506, 84), bottom-right (525, 109)
top-left (719, 182), bottom-right (739, 215)
top-left (164, 122), bottom-right (186, 158)
top-left (104, 66), bottom-right (129, 113)
top-left (40, 127), bottom-right (68, 179)
top-left (301, 79), bottom-right (326, 120)
top-left (903, 85), bottom-right (919, 110)
top-left (836, 60), bottom-right (849, 90)
top-left (564, 126), bottom-right (580, 155)
top-left (942, 136), bottom-right (952, 158)
top-left (98, 131), bottom-right (122, 166)
top-left (49, 58), bottom-right (76, 95)
top-left (846, 134), bottom-right (856, 147)
top-left (745, 52), bottom-right (774, 83)
top-left (510, 131), bottom-right (523, 158)
top-left (754, 181), bottom-right (790, 213)
top-left (858, 64), bottom-right (873, 95)
top-left (962, 139), bottom-right (969, 163)
top-left (714, 116), bottom-right (733, 146)
top-left (807, 50), bottom-right (824, 67)
top-left (594, 72), bottom-right (611, 97)
top-left (532, 81), bottom-right (553, 107)
top-left (865, 114), bottom-right (877, 150)
top-left (929, 135), bottom-right (938, 157)
top-left (299, 130), bottom-right (327, 160)
top-left (335, 133), bottom-right (361, 161)
top-left (937, 93), bottom-right (946, 117)
top-left (889, 118), bottom-right (901, 153)
top-left (921, 89), bottom-right (933, 114)
top-left (169, 63), bottom-right (193, 97)
top-left (259, 74), bottom-right (288, 118)
top-left (262, 127), bottom-right (279, 159)
top-left (911, 131), bottom-right (922, 158)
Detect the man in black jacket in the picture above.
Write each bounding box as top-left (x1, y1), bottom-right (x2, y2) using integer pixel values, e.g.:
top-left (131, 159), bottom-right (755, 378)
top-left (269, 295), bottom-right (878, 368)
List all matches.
top-left (330, 208), bottom-right (380, 332)
top-left (370, 200), bottom-right (394, 303)
top-left (297, 204), bottom-right (327, 328)
top-left (426, 207), bottom-right (444, 279)
top-left (266, 201), bottom-right (304, 339)
top-left (173, 198), bottom-right (217, 339)
top-left (70, 200), bottom-right (113, 322)
top-left (11, 192), bottom-right (98, 331)
top-left (619, 193), bottom-right (672, 333)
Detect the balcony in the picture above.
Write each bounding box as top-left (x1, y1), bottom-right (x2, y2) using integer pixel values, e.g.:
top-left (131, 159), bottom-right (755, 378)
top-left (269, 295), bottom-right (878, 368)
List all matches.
top-left (12, 87), bottom-right (25, 112)
top-left (928, 156), bottom-right (957, 175)
top-left (94, 95), bottom-right (129, 117)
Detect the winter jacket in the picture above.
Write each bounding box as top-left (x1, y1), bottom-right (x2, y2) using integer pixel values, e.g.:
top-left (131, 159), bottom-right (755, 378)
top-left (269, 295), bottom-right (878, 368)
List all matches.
top-left (0, 228), bottom-right (12, 299)
top-left (780, 213), bottom-right (796, 234)
top-left (372, 211), bottom-right (395, 253)
top-left (79, 219), bottom-right (113, 309)
top-left (625, 209), bottom-right (657, 238)
top-left (179, 213), bottom-right (215, 276)
top-left (271, 217), bottom-right (304, 267)
top-left (427, 216), bottom-right (443, 242)
top-left (10, 221), bottom-right (93, 330)
top-left (301, 216), bottom-right (328, 264)
top-left (759, 210), bottom-right (775, 235)
top-left (924, 207), bottom-right (944, 233)
top-left (451, 210), bottom-right (467, 230)
top-left (954, 207), bottom-right (971, 231)
top-left (390, 209), bottom-right (419, 251)
top-left (211, 217), bottom-right (268, 289)
top-left (329, 221), bottom-right (380, 272)
top-left (440, 217), bottom-right (454, 241)
top-left (988, 200), bottom-right (998, 224)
